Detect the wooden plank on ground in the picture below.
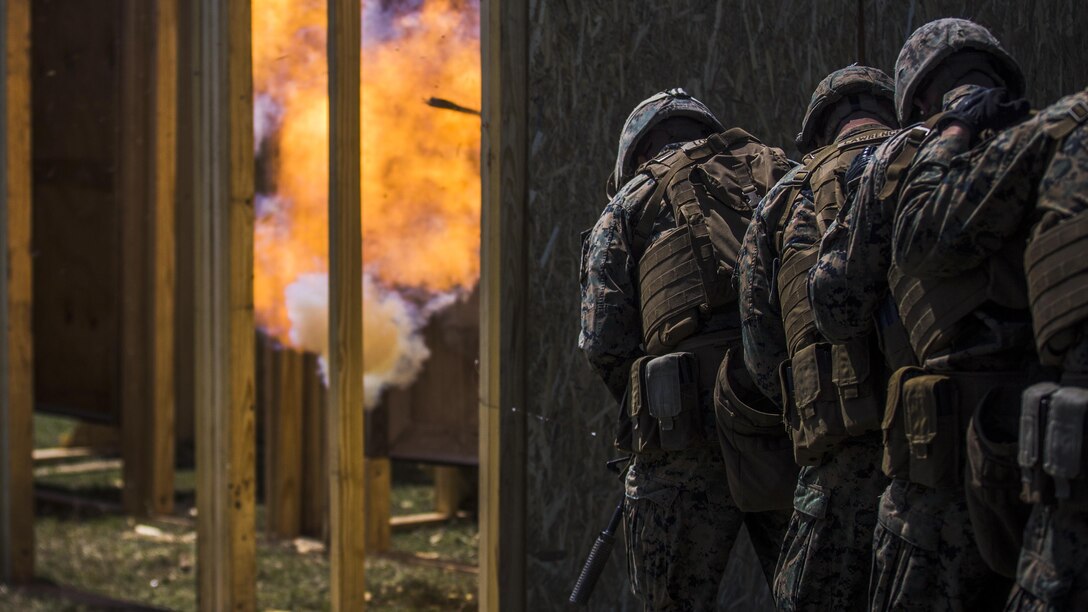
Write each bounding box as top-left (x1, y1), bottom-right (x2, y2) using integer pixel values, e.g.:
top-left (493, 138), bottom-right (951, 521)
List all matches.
top-left (327, 0), bottom-right (365, 608)
top-left (0, 0), bottom-right (33, 585)
top-left (300, 352), bottom-right (328, 539)
top-left (266, 349), bottom-right (303, 539)
top-left (479, 0), bottom-right (529, 607)
top-left (192, 0), bottom-right (256, 608)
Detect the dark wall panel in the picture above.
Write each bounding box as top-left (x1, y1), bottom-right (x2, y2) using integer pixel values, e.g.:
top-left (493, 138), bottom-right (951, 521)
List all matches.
top-left (522, 1), bottom-right (1088, 609)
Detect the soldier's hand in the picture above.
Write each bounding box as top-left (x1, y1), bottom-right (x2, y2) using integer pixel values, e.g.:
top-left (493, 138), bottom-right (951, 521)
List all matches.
top-left (938, 87), bottom-right (1029, 136)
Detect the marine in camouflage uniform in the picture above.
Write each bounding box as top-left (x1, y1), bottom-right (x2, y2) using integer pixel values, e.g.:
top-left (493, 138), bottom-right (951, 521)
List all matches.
top-left (579, 89), bottom-right (792, 610)
top-left (890, 88), bottom-right (1088, 611)
top-left (808, 18), bottom-right (1025, 610)
top-left (737, 65), bottom-right (898, 611)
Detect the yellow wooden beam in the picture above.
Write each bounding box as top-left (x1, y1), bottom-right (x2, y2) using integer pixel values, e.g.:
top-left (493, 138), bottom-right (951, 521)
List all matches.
top-left (0, 0), bottom-right (33, 585)
top-left (479, 0), bottom-right (528, 608)
top-left (192, 0), bottom-right (257, 608)
top-left (327, 0), bottom-right (365, 608)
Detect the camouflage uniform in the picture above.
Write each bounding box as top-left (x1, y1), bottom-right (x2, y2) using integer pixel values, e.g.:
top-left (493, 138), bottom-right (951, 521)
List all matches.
top-left (579, 90), bottom-right (792, 610)
top-left (890, 89), bottom-right (1088, 611)
top-left (809, 19), bottom-right (1025, 610)
top-left (737, 66), bottom-right (897, 611)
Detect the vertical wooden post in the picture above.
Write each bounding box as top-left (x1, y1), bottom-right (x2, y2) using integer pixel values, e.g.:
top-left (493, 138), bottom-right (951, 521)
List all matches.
top-left (0, 0), bottom-right (32, 585)
top-left (434, 466), bottom-right (465, 517)
top-left (266, 348), bottom-right (303, 539)
top-left (300, 352), bottom-right (328, 540)
top-left (192, 0), bottom-right (256, 608)
top-left (479, 0), bottom-right (528, 608)
top-left (364, 458), bottom-right (390, 553)
top-left (327, 0), bottom-right (365, 608)
top-left (120, 0), bottom-right (177, 517)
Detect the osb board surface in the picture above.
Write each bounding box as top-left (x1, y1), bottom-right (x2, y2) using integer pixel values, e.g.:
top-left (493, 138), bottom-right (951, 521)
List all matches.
top-left (521, 1), bottom-right (1087, 609)
top-left (384, 289), bottom-right (479, 465)
top-left (31, 0), bottom-right (124, 421)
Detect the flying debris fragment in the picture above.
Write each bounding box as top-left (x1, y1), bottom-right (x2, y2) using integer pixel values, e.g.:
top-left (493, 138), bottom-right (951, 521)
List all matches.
top-left (425, 96), bottom-right (481, 116)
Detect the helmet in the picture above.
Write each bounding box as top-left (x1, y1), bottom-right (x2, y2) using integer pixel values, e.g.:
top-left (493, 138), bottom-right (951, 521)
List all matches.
top-left (795, 65), bottom-right (895, 154)
top-left (607, 88), bottom-right (724, 197)
top-left (895, 18), bottom-right (1024, 125)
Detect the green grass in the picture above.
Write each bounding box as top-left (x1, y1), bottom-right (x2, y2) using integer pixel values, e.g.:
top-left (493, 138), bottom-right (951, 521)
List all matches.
top-left (11, 415), bottom-right (478, 611)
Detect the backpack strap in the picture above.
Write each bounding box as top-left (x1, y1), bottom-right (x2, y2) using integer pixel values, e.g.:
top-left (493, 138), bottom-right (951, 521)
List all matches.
top-left (878, 117), bottom-right (941, 201)
top-left (1042, 97), bottom-right (1088, 140)
top-left (632, 140), bottom-right (719, 254)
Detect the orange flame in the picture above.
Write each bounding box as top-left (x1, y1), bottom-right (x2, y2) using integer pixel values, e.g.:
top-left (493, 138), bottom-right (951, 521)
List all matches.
top-left (252, 0), bottom-right (481, 342)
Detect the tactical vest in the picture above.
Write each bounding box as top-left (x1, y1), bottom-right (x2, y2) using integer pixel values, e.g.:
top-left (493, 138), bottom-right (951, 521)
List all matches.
top-left (634, 131), bottom-right (765, 356)
top-left (770, 125), bottom-right (895, 465)
top-left (1025, 96), bottom-right (1088, 366)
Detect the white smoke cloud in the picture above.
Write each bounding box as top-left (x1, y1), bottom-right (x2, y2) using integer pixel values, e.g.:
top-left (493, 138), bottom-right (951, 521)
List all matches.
top-left (285, 272), bottom-right (431, 408)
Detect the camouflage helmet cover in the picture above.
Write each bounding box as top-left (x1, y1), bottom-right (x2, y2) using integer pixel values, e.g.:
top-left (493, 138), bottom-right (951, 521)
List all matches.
top-left (795, 65), bottom-right (895, 154)
top-left (608, 88), bottom-right (724, 196)
top-left (894, 17), bottom-right (1024, 125)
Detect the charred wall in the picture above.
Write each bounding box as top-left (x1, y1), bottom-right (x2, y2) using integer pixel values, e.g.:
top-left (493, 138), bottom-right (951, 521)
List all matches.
top-left (521, 0), bottom-right (1088, 609)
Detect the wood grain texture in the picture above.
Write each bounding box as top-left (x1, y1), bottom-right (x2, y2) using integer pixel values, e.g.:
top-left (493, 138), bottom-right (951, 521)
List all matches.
top-left (0, 0), bottom-right (33, 585)
top-left (364, 458), bottom-right (391, 553)
top-left (326, 0), bottom-right (365, 608)
top-left (120, 0), bottom-right (177, 518)
top-left (518, 1), bottom-right (1088, 609)
top-left (266, 348), bottom-right (303, 539)
top-left (300, 352), bottom-right (328, 539)
top-left (479, 0), bottom-right (528, 609)
top-left (192, 0), bottom-right (256, 608)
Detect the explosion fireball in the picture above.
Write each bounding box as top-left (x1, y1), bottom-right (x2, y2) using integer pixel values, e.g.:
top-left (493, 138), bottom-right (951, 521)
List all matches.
top-left (252, 0), bottom-right (481, 407)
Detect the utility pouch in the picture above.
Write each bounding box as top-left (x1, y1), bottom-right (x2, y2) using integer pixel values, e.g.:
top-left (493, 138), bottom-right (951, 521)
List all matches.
top-left (882, 366), bottom-right (923, 479)
top-left (629, 356), bottom-right (658, 453)
top-left (1043, 386), bottom-right (1088, 504)
top-left (785, 343), bottom-right (846, 465)
top-left (965, 387), bottom-right (1031, 578)
top-left (714, 349), bottom-right (798, 512)
top-left (832, 339), bottom-right (882, 436)
top-left (1019, 382), bottom-right (1059, 504)
top-left (643, 352), bottom-right (702, 452)
top-left (902, 374), bottom-right (961, 490)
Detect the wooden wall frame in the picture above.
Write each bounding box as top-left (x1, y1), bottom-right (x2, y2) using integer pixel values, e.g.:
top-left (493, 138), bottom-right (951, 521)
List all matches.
top-left (0, 0), bottom-right (33, 585)
top-left (191, 0), bottom-right (256, 608)
top-left (479, 0), bottom-right (528, 608)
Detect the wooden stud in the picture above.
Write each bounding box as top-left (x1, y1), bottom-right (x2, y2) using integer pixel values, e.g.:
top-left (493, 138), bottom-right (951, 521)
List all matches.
top-left (434, 466), bottom-right (465, 517)
top-left (192, 0), bottom-right (256, 608)
top-left (327, 0), bottom-right (366, 608)
top-left (479, 0), bottom-right (529, 608)
top-left (120, 0), bottom-right (177, 518)
top-left (266, 348), bottom-right (303, 539)
top-left (301, 352), bottom-right (328, 540)
top-left (0, 0), bottom-right (33, 585)
top-left (364, 458), bottom-right (391, 553)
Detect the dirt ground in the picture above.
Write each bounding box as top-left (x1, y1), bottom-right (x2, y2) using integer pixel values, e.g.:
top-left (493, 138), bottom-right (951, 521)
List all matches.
top-left (0, 415), bottom-right (478, 611)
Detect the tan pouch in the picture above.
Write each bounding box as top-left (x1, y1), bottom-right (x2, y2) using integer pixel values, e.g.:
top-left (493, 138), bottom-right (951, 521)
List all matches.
top-left (882, 366), bottom-right (924, 479)
top-left (629, 356), bottom-right (658, 453)
top-left (644, 352), bottom-right (702, 452)
top-left (714, 349), bottom-right (798, 512)
top-left (903, 374), bottom-right (960, 490)
top-left (832, 339), bottom-right (882, 436)
top-left (787, 343), bottom-right (847, 464)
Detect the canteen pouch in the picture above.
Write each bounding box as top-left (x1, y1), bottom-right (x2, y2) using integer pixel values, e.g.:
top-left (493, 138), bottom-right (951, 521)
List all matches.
top-left (1019, 382), bottom-right (1059, 504)
top-left (832, 339), bottom-right (883, 436)
top-left (902, 373), bottom-right (961, 490)
top-left (715, 349), bottom-right (798, 512)
top-left (782, 343), bottom-right (847, 466)
top-left (643, 352), bottom-right (702, 452)
top-left (1043, 386), bottom-right (1088, 505)
top-left (965, 386), bottom-right (1031, 578)
top-left (882, 366), bottom-right (924, 479)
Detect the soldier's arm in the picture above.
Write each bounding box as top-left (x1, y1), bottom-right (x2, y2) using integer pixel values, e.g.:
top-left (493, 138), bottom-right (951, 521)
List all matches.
top-left (893, 119), bottom-right (1048, 277)
top-left (809, 145), bottom-right (895, 343)
top-left (578, 182), bottom-right (647, 404)
top-left (738, 181), bottom-right (797, 403)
